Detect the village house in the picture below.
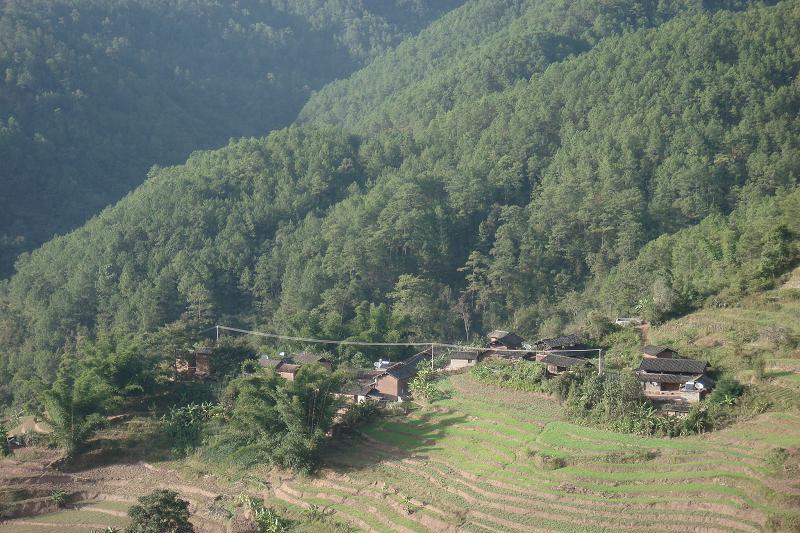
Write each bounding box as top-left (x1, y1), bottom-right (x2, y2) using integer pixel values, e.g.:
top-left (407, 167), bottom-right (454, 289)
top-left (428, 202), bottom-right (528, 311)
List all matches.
top-left (372, 349), bottom-right (431, 401)
top-left (194, 346), bottom-right (214, 376)
top-left (334, 372), bottom-right (383, 403)
top-left (488, 330), bottom-right (524, 350)
top-left (540, 353), bottom-right (592, 376)
top-left (635, 357), bottom-right (713, 403)
top-left (533, 334), bottom-right (589, 362)
top-left (444, 350), bottom-right (481, 371)
top-left (484, 330), bottom-right (531, 360)
top-left (641, 345), bottom-right (679, 359)
top-left (286, 352), bottom-right (333, 371)
top-left (534, 334), bottom-right (587, 352)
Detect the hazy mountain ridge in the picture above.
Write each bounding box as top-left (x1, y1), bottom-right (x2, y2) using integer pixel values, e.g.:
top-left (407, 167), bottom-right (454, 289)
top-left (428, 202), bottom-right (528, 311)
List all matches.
top-left (0, 0), bottom-right (462, 275)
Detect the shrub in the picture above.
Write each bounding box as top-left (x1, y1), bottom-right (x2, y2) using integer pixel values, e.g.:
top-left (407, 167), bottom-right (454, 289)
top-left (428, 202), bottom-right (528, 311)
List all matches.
top-left (50, 489), bottom-right (68, 508)
top-left (161, 402), bottom-right (216, 457)
top-left (409, 367), bottom-right (448, 403)
top-left (337, 401), bottom-right (379, 433)
top-left (707, 377), bottom-right (745, 405)
top-left (470, 360), bottom-right (547, 392)
top-left (0, 424), bottom-right (9, 457)
top-left (126, 490), bottom-right (194, 533)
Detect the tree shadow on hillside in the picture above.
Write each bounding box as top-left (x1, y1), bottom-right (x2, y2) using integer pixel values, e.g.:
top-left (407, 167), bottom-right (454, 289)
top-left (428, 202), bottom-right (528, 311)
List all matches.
top-left (323, 410), bottom-right (470, 474)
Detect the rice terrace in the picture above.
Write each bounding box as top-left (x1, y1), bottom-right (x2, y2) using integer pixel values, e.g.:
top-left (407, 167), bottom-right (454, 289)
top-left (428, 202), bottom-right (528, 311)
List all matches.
top-left (2, 0), bottom-right (800, 531)
top-left (3, 276), bottom-right (800, 532)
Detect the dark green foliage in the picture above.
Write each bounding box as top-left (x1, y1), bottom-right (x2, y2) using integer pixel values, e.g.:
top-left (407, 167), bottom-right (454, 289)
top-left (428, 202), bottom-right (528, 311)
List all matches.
top-left (0, 423), bottom-right (9, 456)
top-left (41, 361), bottom-right (114, 456)
top-left (0, 1), bottom-right (798, 408)
top-left (126, 489), bottom-right (194, 533)
top-left (337, 400), bottom-right (379, 434)
top-left (707, 377), bottom-right (745, 405)
top-left (161, 402), bottom-right (216, 458)
top-left (408, 366), bottom-right (448, 402)
top-left (0, 0), bottom-right (462, 274)
top-left (205, 365), bottom-right (345, 473)
top-left (470, 360), bottom-right (547, 392)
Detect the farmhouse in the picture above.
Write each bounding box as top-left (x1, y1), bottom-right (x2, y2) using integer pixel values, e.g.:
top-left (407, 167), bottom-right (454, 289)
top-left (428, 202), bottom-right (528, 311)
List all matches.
top-left (487, 330), bottom-right (524, 350)
top-left (286, 352), bottom-right (333, 371)
top-left (277, 363), bottom-right (302, 381)
top-left (539, 352), bottom-right (592, 376)
top-left (257, 355), bottom-right (284, 370)
top-left (445, 350), bottom-right (481, 371)
top-left (636, 357), bottom-right (712, 403)
top-left (373, 349), bottom-right (431, 401)
top-left (534, 334), bottom-right (587, 351)
top-left (642, 345), bottom-right (679, 359)
top-left (257, 351), bottom-right (333, 380)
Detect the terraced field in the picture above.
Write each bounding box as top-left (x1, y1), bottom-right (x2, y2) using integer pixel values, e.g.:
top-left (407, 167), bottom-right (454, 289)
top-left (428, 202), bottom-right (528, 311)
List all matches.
top-left (268, 373), bottom-right (800, 532)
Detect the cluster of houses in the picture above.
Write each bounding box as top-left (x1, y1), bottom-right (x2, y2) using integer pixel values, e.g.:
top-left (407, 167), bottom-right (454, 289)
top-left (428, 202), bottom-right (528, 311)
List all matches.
top-left (179, 328), bottom-right (715, 414)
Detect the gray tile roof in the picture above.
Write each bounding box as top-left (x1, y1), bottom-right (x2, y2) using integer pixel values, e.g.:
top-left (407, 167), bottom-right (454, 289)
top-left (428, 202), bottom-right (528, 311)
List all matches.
top-left (540, 353), bottom-right (590, 368)
top-left (449, 351), bottom-right (480, 360)
top-left (638, 358), bottom-right (708, 374)
top-left (642, 345), bottom-right (675, 357)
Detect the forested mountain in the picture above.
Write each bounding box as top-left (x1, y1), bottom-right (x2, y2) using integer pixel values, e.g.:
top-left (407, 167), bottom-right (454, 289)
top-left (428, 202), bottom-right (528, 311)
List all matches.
top-left (1, 0), bottom-right (798, 406)
top-left (298, 0), bottom-right (759, 130)
top-left (0, 0), bottom-right (462, 275)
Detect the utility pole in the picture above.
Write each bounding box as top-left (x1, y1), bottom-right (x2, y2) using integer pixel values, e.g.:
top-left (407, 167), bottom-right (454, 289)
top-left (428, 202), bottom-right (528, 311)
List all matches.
top-left (598, 349), bottom-right (604, 375)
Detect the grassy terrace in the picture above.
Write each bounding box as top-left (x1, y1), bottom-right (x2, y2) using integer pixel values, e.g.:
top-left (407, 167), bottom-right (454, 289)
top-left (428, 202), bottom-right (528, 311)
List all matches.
top-left (265, 358), bottom-right (800, 532)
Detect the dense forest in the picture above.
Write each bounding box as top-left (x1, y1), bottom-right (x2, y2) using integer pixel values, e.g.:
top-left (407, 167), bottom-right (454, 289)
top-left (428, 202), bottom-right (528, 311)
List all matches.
top-left (0, 0), bottom-right (798, 408)
top-left (0, 0), bottom-right (462, 275)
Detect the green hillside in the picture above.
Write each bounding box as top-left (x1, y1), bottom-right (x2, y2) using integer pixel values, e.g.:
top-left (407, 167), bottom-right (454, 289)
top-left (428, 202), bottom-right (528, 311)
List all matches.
top-left (0, 0), bottom-right (462, 275)
top-left (298, 0), bottom-right (756, 130)
top-left (1, 0), bottom-right (799, 405)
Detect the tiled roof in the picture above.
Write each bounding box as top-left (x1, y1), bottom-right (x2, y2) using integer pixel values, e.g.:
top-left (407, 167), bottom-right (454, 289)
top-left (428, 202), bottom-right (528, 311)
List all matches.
top-left (278, 364), bottom-right (301, 374)
top-left (642, 345), bottom-right (675, 357)
top-left (536, 334), bottom-right (583, 349)
top-left (386, 350), bottom-right (430, 380)
top-left (289, 352), bottom-right (329, 365)
top-left (449, 351), bottom-right (480, 360)
top-left (638, 358), bottom-right (708, 374)
top-left (258, 356), bottom-right (283, 369)
top-left (540, 353), bottom-right (590, 368)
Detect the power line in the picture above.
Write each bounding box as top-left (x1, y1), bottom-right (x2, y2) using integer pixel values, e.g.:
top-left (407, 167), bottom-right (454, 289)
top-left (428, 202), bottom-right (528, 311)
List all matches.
top-left (213, 325), bottom-right (603, 355)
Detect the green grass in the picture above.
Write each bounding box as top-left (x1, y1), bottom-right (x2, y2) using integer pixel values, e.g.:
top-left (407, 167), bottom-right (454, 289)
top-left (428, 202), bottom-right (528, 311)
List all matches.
top-left (290, 362), bottom-right (800, 532)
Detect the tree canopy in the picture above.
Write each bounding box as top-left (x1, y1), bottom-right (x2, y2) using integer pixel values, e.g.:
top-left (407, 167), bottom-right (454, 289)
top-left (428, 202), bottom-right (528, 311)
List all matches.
top-left (0, 0), bottom-right (798, 408)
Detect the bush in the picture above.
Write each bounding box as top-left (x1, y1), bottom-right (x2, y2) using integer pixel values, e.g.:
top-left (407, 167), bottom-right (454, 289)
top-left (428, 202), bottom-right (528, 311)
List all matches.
top-left (409, 367), bottom-right (448, 403)
top-left (161, 402), bottom-right (216, 457)
top-left (50, 489), bottom-right (68, 508)
top-left (126, 490), bottom-right (194, 533)
top-left (470, 360), bottom-right (547, 392)
top-left (337, 401), bottom-right (379, 433)
top-left (707, 377), bottom-right (745, 405)
top-left (0, 424), bottom-right (9, 457)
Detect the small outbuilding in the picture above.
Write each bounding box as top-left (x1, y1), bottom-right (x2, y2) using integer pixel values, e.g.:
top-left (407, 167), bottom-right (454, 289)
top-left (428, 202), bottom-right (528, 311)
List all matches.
top-left (445, 351), bottom-right (481, 371)
top-left (540, 353), bottom-right (592, 376)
